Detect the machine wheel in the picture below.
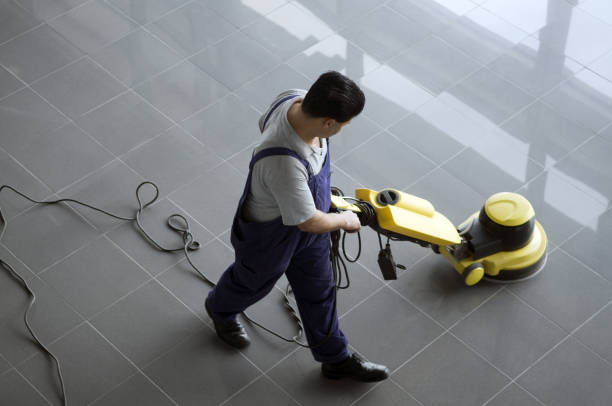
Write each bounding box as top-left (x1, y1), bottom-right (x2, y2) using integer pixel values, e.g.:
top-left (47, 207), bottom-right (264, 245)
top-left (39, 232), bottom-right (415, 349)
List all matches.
top-left (463, 263), bottom-right (484, 286)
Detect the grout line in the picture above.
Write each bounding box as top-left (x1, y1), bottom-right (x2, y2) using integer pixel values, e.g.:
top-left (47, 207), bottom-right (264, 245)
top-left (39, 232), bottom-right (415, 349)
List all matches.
top-left (85, 321), bottom-right (181, 406)
top-left (12, 367), bottom-right (55, 406)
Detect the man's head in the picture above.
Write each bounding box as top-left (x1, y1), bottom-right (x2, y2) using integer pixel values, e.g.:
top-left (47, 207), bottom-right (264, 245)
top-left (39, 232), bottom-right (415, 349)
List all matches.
top-left (301, 71), bottom-right (365, 137)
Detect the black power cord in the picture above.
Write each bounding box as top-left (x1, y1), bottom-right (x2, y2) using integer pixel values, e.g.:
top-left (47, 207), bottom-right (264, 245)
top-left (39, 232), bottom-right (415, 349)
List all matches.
top-left (0, 182), bottom-right (362, 405)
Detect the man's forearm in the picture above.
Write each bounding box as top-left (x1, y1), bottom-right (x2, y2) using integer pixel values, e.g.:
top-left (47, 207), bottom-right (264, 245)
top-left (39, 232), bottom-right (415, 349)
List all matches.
top-left (297, 210), bottom-right (348, 233)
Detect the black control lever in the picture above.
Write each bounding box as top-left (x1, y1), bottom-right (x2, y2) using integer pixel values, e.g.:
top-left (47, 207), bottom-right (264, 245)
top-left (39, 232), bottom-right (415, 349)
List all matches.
top-left (377, 242), bottom-right (406, 280)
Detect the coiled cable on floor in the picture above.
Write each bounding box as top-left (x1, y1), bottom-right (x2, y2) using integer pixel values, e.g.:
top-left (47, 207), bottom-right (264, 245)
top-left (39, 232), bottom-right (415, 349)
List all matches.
top-left (0, 181), bottom-right (366, 405)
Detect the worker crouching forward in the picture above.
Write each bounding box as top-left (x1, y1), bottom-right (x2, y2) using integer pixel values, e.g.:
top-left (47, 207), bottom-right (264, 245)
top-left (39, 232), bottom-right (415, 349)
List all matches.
top-left (206, 71), bottom-right (389, 382)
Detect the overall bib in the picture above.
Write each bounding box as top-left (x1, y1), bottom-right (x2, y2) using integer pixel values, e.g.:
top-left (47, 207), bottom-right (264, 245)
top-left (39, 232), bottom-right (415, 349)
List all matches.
top-left (206, 144), bottom-right (350, 363)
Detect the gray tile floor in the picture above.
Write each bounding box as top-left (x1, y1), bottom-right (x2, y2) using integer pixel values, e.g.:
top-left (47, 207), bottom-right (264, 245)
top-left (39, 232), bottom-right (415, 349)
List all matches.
top-left (1, 0), bottom-right (612, 405)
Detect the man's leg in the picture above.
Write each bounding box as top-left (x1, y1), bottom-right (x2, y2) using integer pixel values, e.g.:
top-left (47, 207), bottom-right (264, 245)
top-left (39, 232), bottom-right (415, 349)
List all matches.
top-left (284, 234), bottom-right (349, 363)
top-left (285, 233), bottom-right (389, 381)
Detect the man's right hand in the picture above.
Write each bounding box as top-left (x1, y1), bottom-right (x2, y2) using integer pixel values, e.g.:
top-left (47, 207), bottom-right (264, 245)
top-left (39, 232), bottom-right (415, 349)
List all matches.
top-left (340, 211), bottom-right (361, 233)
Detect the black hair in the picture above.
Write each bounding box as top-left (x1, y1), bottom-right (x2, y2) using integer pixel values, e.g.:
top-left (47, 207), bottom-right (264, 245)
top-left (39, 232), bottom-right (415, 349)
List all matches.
top-left (301, 71), bottom-right (365, 123)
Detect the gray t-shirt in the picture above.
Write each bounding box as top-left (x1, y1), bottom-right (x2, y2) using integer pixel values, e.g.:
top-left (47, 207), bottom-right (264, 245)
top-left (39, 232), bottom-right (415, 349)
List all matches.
top-left (242, 89), bottom-right (328, 225)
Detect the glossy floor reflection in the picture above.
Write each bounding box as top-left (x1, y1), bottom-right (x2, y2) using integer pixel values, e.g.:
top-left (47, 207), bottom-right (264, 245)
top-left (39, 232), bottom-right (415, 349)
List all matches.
top-left (1, 0), bottom-right (612, 405)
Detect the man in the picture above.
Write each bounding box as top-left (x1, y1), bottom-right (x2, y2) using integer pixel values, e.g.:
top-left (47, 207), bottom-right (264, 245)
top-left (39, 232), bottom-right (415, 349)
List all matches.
top-left (206, 71), bottom-right (389, 382)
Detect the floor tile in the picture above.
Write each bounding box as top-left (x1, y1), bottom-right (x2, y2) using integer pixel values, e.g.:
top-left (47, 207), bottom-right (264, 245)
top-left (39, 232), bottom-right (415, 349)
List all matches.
top-left (0, 24), bottom-right (83, 83)
top-left (0, 147), bottom-right (52, 220)
top-left (224, 375), bottom-right (298, 406)
top-left (353, 380), bottom-right (421, 406)
top-left (488, 36), bottom-right (582, 97)
top-left (561, 208), bottom-right (612, 282)
top-left (91, 372), bottom-right (175, 406)
top-left (143, 328), bottom-right (261, 405)
top-left (0, 369), bottom-right (49, 406)
top-left (106, 0), bottom-right (190, 25)
top-left (124, 126), bottom-right (222, 197)
top-left (14, 0), bottom-right (89, 21)
top-left (48, 0), bottom-right (137, 54)
top-left (335, 261), bottom-right (384, 318)
top-left (388, 0), bottom-right (475, 34)
top-left (341, 286), bottom-right (443, 370)
top-left (92, 28), bottom-right (181, 87)
top-left (482, 0), bottom-right (574, 34)
top-left (147, 1), bottom-right (236, 58)
top-left (336, 132), bottom-right (436, 191)
top-left (190, 31), bottom-right (281, 90)
top-left (405, 167), bottom-right (486, 225)
top-left (535, 7), bottom-right (612, 66)
top-left (392, 333), bottom-right (509, 405)
top-left (0, 0), bottom-right (40, 44)
top-left (287, 34), bottom-right (381, 82)
top-left (0, 88), bottom-right (67, 156)
top-left (1, 201), bottom-right (98, 273)
top-left (443, 68), bottom-right (534, 127)
top-left (579, 0), bottom-right (612, 26)
top-left (76, 90), bottom-right (173, 156)
top-left (31, 57), bottom-right (126, 119)
top-left (0, 355), bottom-right (10, 374)
top-left (330, 163), bottom-right (365, 197)
top-left (291, 0), bottom-right (381, 31)
top-left (135, 60), bottom-right (229, 122)
top-left (91, 280), bottom-right (203, 367)
top-left (268, 348), bottom-right (375, 406)
top-left (18, 322), bottom-right (137, 406)
top-left (0, 276), bottom-right (83, 366)
top-left (517, 337), bottom-right (612, 406)
top-left (509, 249), bottom-right (612, 332)
top-left (387, 35), bottom-right (481, 95)
top-left (0, 244), bottom-right (36, 322)
top-left (441, 143), bottom-right (544, 199)
top-left (0, 64), bottom-right (22, 99)
top-left (340, 6), bottom-right (430, 63)
top-left (168, 162), bottom-right (246, 235)
top-left (501, 101), bottom-right (594, 169)
top-left (234, 63), bottom-right (310, 113)
top-left (554, 135), bottom-right (612, 207)
top-left (9, 122), bottom-right (114, 192)
top-left (542, 69), bottom-right (612, 133)
top-left (359, 64), bottom-right (434, 128)
top-left (243, 2), bottom-right (334, 60)
top-left (157, 238), bottom-right (233, 317)
top-left (182, 94), bottom-right (262, 160)
top-left (107, 197), bottom-right (215, 277)
top-left (328, 115), bottom-right (381, 160)
top-left (227, 142), bottom-right (259, 176)
top-left (41, 236), bottom-right (150, 319)
top-left (485, 384), bottom-right (542, 406)
top-left (451, 290), bottom-right (566, 378)
top-left (436, 7), bottom-right (528, 65)
top-left (589, 50), bottom-right (612, 84)
top-left (389, 98), bottom-right (479, 165)
top-left (201, 0), bottom-right (288, 28)
top-left (391, 253), bottom-right (502, 328)
top-left (60, 160), bottom-right (144, 232)
top-left (574, 302), bottom-right (612, 365)
top-left (516, 168), bottom-right (607, 246)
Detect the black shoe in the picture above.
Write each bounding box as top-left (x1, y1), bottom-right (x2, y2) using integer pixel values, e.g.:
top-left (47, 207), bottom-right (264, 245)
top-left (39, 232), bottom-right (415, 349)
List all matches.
top-left (205, 299), bottom-right (250, 349)
top-left (322, 353), bottom-right (389, 382)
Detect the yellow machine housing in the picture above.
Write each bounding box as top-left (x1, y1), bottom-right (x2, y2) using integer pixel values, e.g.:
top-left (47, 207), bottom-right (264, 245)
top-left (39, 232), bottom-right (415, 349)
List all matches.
top-left (354, 188), bottom-right (461, 246)
top-left (331, 189), bottom-right (548, 286)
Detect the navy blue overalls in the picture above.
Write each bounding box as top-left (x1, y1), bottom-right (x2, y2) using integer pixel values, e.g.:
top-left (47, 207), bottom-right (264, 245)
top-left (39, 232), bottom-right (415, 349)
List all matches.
top-left (207, 100), bottom-right (349, 363)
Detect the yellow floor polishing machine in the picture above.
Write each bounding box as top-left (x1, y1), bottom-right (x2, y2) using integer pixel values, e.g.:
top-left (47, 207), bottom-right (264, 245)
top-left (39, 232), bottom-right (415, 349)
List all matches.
top-left (331, 188), bottom-right (548, 286)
